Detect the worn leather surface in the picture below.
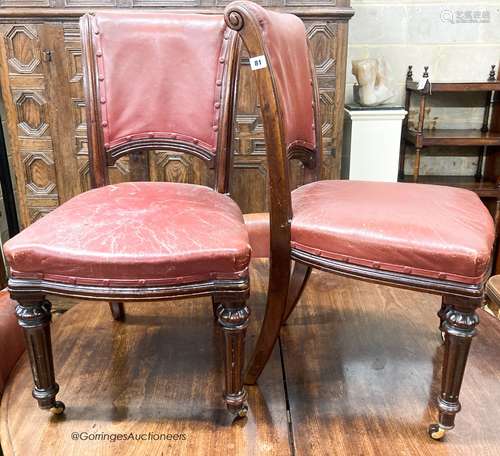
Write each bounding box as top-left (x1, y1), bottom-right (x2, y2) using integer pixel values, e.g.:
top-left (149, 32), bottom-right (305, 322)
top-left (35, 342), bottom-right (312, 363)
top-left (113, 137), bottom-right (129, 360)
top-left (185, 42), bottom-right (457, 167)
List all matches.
top-left (243, 213), bottom-right (270, 258)
top-left (0, 289), bottom-right (24, 393)
top-left (4, 183), bottom-right (251, 287)
top-left (291, 180), bottom-right (494, 284)
top-left (235, 2), bottom-right (315, 152)
top-left (91, 11), bottom-right (230, 153)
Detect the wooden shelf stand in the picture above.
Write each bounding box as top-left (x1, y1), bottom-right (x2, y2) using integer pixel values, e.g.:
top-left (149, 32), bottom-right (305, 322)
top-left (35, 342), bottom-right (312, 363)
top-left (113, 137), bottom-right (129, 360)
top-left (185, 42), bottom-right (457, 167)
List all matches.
top-left (399, 65), bottom-right (500, 198)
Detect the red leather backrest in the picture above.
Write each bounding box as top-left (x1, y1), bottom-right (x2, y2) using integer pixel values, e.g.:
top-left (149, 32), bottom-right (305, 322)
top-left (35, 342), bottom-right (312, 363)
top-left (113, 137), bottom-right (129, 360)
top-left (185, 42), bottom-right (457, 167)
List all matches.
top-left (85, 11), bottom-right (234, 156)
top-left (232, 3), bottom-right (317, 153)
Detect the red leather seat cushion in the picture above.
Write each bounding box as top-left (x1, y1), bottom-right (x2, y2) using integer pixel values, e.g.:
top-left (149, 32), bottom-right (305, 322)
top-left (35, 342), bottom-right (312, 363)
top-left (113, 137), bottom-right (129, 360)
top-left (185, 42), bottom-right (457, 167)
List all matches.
top-left (291, 180), bottom-right (494, 284)
top-left (4, 182), bottom-right (251, 287)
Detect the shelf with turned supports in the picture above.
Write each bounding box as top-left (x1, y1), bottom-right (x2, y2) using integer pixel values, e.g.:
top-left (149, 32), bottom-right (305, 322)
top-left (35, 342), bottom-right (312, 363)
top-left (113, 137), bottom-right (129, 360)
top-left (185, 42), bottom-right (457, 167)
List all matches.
top-left (399, 64), bottom-right (499, 193)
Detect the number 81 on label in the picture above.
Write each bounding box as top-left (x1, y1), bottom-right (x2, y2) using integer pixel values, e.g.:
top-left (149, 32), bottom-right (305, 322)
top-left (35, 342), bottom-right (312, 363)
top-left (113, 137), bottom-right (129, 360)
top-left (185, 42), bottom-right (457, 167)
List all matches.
top-left (250, 55), bottom-right (268, 71)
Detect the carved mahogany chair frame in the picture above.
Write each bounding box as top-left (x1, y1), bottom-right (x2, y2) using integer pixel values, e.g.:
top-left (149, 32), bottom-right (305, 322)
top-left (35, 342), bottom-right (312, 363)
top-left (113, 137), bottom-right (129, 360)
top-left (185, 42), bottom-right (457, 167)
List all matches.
top-left (225, 1), bottom-right (490, 439)
top-left (9, 11), bottom-right (250, 418)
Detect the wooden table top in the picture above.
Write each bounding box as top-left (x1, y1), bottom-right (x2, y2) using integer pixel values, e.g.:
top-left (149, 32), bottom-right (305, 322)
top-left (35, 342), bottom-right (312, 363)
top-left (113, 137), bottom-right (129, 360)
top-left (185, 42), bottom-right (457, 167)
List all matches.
top-left (2, 260), bottom-right (500, 455)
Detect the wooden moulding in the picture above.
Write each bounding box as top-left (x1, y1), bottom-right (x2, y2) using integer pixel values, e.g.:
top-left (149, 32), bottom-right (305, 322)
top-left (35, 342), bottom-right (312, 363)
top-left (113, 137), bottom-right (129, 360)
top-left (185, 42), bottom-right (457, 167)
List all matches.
top-left (291, 248), bottom-right (485, 300)
top-left (8, 276), bottom-right (250, 302)
top-left (0, 7), bottom-right (355, 21)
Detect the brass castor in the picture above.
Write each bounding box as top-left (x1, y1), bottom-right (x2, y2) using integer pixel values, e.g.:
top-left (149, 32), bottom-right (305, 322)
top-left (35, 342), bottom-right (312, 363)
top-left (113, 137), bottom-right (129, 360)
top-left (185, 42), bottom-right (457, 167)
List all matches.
top-left (49, 401), bottom-right (66, 415)
top-left (428, 423), bottom-right (446, 440)
top-left (229, 402), bottom-right (248, 420)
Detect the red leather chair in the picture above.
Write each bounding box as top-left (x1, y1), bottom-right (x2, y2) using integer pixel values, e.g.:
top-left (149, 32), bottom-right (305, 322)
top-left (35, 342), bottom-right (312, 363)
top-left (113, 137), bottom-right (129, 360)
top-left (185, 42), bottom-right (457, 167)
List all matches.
top-left (3, 11), bottom-right (251, 418)
top-left (225, 1), bottom-right (495, 439)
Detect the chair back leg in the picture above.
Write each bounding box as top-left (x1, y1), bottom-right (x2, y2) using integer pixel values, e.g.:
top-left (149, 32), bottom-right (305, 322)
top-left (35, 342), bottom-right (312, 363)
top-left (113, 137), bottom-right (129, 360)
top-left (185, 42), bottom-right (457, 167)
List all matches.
top-left (109, 302), bottom-right (125, 321)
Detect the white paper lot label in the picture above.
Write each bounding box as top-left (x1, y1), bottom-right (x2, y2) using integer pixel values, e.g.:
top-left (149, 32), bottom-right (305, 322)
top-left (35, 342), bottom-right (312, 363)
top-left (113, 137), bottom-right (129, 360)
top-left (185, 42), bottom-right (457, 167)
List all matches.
top-left (250, 55), bottom-right (267, 71)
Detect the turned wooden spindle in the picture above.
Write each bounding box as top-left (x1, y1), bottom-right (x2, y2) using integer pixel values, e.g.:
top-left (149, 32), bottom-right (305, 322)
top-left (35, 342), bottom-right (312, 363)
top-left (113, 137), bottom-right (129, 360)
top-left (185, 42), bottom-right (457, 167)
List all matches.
top-left (488, 65), bottom-right (496, 82)
top-left (406, 65), bottom-right (413, 81)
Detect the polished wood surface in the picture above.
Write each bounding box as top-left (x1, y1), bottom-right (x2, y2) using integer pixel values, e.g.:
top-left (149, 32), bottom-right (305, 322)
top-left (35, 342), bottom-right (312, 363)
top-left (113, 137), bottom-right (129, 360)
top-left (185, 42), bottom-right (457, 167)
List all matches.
top-left (3, 260), bottom-right (500, 455)
top-left (0, 3), bottom-right (352, 224)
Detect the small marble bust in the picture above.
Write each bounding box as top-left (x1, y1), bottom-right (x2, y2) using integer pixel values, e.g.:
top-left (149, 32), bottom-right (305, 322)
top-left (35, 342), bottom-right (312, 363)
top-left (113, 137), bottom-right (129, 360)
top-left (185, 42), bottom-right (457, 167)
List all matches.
top-left (352, 58), bottom-right (394, 106)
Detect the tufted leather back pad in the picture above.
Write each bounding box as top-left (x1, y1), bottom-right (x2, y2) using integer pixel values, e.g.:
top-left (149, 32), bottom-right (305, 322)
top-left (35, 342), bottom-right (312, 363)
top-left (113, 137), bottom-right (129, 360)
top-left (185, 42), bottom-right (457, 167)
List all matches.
top-left (235, 2), bottom-right (316, 153)
top-left (86, 11), bottom-right (234, 155)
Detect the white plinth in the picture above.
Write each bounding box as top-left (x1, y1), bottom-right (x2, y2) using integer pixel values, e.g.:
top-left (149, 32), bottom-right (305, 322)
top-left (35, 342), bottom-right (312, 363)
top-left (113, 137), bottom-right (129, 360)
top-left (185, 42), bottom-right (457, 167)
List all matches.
top-left (342, 105), bottom-right (407, 182)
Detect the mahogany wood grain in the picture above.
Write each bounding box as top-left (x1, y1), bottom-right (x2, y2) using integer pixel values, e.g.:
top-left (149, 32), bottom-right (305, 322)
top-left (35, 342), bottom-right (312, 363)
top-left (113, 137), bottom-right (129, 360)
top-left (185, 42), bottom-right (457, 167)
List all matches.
top-left (225, 3), bottom-right (293, 386)
top-left (1, 261), bottom-right (290, 456)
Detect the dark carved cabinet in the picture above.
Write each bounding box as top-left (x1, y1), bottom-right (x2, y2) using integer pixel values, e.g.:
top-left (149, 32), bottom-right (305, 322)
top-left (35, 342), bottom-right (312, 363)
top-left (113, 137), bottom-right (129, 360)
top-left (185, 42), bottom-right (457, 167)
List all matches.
top-left (0, 1), bottom-right (352, 228)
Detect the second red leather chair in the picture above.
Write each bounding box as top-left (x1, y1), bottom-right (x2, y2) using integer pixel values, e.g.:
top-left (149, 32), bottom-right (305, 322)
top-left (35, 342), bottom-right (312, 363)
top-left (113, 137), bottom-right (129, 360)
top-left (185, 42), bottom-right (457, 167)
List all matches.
top-left (225, 0), bottom-right (495, 439)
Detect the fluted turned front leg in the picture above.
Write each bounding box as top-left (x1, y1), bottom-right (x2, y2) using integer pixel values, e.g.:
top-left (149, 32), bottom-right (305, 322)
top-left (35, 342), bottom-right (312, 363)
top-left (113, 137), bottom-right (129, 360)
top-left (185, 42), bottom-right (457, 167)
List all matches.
top-left (429, 296), bottom-right (480, 440)
top-left (218, 298), bottom-right (250, 418)
top-left (15, 295), bottom-right (65, 415)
